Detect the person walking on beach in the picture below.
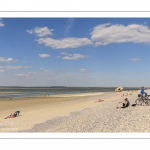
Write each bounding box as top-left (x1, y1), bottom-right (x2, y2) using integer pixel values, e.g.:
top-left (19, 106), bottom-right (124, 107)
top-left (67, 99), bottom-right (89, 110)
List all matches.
top-left (10, 98), bottom-right (15, 101)
top-left (116, 98), bottom-right (130, 109)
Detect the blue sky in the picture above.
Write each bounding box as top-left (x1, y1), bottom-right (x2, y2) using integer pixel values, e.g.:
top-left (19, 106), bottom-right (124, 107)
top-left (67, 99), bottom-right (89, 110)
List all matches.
top-left (0, 18), bottom-right (150, 87)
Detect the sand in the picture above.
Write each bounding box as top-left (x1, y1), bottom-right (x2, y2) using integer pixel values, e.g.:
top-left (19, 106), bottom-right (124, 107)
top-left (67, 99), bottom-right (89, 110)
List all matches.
top-left (0, 90), bottom-right (146, 132)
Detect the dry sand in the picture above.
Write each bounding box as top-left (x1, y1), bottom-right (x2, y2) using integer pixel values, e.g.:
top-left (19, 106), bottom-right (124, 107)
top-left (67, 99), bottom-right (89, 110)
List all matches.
top-left (0, 90), bottom-right (143, 132)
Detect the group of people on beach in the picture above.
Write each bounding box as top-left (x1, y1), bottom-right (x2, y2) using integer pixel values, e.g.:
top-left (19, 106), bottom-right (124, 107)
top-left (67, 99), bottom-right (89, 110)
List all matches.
top-left (121, 90), bottom-right (138, 97)
top-left (4, 111), bottom-right (20, 119)
top-left (117, 86), bottom-right (147, 109)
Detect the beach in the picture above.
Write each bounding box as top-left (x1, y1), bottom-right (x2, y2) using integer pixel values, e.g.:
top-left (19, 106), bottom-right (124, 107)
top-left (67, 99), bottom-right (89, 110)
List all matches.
top-left (0, 89), bottom-right (150, 132)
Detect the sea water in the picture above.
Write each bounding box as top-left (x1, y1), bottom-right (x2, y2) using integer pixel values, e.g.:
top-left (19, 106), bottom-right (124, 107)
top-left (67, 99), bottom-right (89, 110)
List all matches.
top-left (0, 87), bottom-right (140, 99)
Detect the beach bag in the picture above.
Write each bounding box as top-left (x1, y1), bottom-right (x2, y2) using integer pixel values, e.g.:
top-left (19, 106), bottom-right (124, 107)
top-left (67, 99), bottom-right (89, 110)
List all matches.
top-left (132, 104), bottom-right (136, 106)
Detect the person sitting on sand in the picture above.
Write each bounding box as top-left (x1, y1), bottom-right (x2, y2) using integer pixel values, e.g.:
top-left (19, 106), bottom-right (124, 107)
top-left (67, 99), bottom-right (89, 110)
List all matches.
top-left (4, 113), bottom-right (15, 119)
top-left (116, 98), bottom-right (130, 109)
top-left (4, 111), bottom-right (20, 119)
top-left (15, 111), bottom-right (20, 116)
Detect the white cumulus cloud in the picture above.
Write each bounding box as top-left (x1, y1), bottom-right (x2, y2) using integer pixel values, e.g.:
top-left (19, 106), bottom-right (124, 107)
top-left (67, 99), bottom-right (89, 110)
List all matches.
top-left (62, 53), bottom-right (90, 60)
top-left (39, 54), bottom-right (50, 58)
top-left (27, 27), bottom-right (53, 37)
top-left (90, 23), bottom-right (150, 46)
top-left (0, 57), bottom-right (14, 62)
top-left (36, 37), bottom-right (93, 49)
top-left (129, 58), bottom-right (141, 62)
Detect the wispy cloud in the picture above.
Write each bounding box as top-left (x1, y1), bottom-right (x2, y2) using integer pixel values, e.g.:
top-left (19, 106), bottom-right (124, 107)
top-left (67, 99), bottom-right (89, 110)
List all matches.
top-left (27, 27), bottom-right (53, 37)
top-left (79, 69), bottom-right (87, 73)
top-left (15, 70), bottom-right (55, 80)
top-left (91, 23), bottom-right (150, 46)
top-left (0, 66), bottom-right (30, 69)
top-left (39, 54), bottom-right (50, 58)
top-left (129, 58), bottom-right (141, 62)
top-left (36, 37), bottom-right (93, 49)
top-left (61, 52), bottom-right (68, 55)
top-left (44, 70), bottom-right (51, 72)
top-left (15, 73), bottom-right (28, 77)
top-left (15, 72), bottom-right (37, 79)
top-left (0, 18), bottom-right (4, 27)
top-left (0, 70), bottom-right (4, 72)
top-left (56, 56), bottom-right (61, 58)
top-left (64, 18), bottom-right (75, 35)
top-left (61, 53), bottom-right (91, 60)
top-left (23, 60), bottom-right (27, 63)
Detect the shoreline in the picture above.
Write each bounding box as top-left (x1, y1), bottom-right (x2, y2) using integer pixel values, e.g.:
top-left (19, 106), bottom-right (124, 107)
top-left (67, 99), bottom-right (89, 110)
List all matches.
top-left (0, 92), bottom-right (105, 101)
top-left (0, 90), bottom-right (142, 132)
top-left (0, 92), bottom-right (108, 100)
top-left (0, 89), bottom-right (137, 100)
